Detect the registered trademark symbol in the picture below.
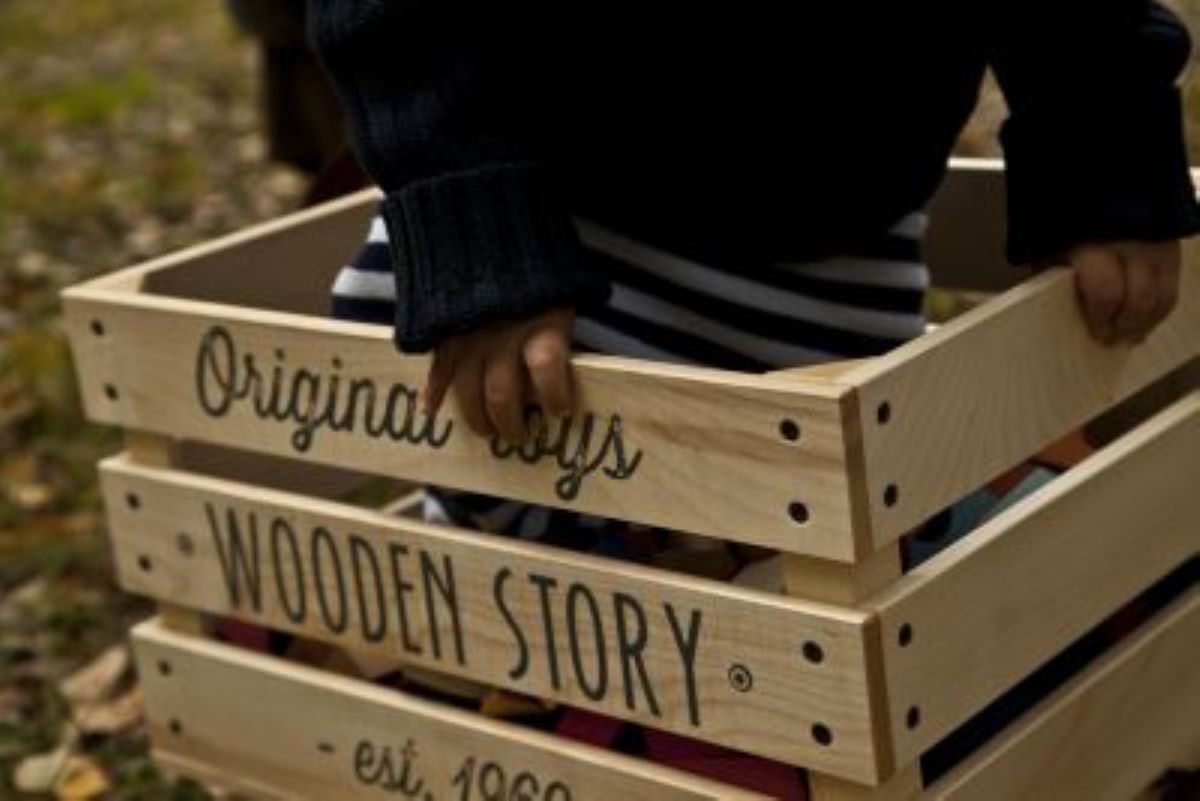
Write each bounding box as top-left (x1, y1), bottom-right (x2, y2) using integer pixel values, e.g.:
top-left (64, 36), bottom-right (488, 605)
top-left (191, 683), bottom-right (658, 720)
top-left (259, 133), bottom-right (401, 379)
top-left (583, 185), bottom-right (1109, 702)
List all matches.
top-left (727, 663), bottom-right (754, 693)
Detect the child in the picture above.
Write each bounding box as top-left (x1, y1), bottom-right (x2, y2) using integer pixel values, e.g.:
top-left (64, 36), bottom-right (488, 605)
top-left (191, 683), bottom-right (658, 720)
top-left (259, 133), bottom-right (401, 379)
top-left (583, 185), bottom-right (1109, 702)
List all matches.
top-left (309, 1), bottom-right (1197, 538)
top-left (334, 203), bottom-right (932, 541)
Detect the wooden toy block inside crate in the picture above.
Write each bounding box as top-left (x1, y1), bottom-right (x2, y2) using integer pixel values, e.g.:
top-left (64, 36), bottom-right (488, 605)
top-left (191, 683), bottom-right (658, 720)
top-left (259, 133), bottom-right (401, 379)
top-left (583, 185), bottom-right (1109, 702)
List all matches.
top-left (61, 159), bottom-right (1200, 799)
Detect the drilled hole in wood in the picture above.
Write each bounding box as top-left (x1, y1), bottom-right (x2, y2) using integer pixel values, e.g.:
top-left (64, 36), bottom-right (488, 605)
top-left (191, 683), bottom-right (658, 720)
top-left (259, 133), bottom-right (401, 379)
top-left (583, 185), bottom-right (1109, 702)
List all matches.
top-left (90, 320), bottom-right (105, 336)
top-left (176, 532), bottom-right (194, 556)
top-left (779, 418), bottom-right (801, 442)
top-left (169, 719), bottom-right (183, 736)
top-left (877, 401), bottom-right (891, 425)
top-left (158, 660), bottom-right (172, 677)
top-left (104, 384), bottom-right (119, 401)
top-left (898, 623), bottom-right (913, 647)
top-left (906, 706), bottom-right (921, 730)
top-left (788, 502), bottom-right (810, 525)
top-left (137, 555), bottom-right (152, 572)
top-left (802, 641), bottom-right (824, 664)
top-left (884, 484), bottom-right (899, 507)
top-left (811, 724), bottom-right (834, 746)
top-left (125, 493), bottom-right (140, 510)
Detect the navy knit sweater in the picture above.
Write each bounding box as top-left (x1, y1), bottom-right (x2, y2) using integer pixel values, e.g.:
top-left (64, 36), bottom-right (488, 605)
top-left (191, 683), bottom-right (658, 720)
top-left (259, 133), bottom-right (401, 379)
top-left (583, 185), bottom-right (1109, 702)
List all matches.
top-left (308, 1), bottom-right (1200, 353)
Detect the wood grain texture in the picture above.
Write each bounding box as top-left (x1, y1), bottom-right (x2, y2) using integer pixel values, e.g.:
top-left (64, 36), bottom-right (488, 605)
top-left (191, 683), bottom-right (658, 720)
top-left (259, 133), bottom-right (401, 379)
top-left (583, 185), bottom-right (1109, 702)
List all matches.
top-left (133, 619), bottom-right (771, 801)
top-left (808, 766), bottom-right (922, 801)
top-left (844, 247), bottom-right (1200, 550)
top-left (175, 441), bottom-right (384, 501)
top-left (779, 542), bottom-right (906, 785)
top-left (102, 456), bottom-right (881, 781)
top-left (868, 392), bottom-right (1200, 766)
top-left (92, 188), bottom-right (378, 312)
top-left (805, 591), bottom-right (1200, 800)
top-left (125, 432), bottom-right (212, 637)
top-left (70, 158), bottom-right (1014, 301)
top-left (154, 751), bottom-right (292, 801)
top-left (65, 287), bottom-right (858, 558)
top-left (928, 589), bottom-right (1200, 801)
top-left (782, 546), bottom-right (903, 607)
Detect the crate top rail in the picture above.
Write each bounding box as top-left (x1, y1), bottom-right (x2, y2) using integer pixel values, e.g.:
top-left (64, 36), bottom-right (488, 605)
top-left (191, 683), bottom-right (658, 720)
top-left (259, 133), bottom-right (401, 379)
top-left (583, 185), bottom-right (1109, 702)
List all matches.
top-left (61, 160), bottom-right (1200, 562)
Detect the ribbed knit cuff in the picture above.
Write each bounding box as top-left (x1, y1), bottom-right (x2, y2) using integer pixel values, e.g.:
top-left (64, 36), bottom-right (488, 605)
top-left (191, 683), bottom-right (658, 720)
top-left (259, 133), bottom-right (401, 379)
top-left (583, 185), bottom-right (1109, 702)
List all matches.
top-left (381, 164), bottom-right (612, 353)
top-left (1003, 88), bottom-right (1200, 265)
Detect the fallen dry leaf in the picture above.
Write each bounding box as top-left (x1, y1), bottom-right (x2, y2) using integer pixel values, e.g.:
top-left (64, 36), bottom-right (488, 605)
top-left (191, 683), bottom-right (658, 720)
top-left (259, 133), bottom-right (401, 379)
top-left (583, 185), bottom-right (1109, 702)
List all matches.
top-left (8, 480), bottom-right (56, 510)
top-left (74, 686), bottom-right (143, 735)
top-left (7, 576), bottom-right (49, 608)
top-left (58, 645), bottom-right (130, 706)
top-left (14, 743), bottom-right (71, 794)
top-left (55, 755), bottom-right (110, 800)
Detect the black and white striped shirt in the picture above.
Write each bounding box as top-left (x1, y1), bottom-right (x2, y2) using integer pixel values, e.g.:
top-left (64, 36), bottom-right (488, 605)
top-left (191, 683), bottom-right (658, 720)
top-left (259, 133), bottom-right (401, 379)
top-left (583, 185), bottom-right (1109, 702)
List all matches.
top-left (331, 206), bottom-right (930, 536)
top-left (332, 207), bottom-right (929, 373)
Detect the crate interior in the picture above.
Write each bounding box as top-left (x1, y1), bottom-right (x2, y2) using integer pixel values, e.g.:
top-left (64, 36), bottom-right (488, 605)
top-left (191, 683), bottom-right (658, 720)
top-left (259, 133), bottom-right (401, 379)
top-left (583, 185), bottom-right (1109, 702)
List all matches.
top-left (133, 161), bottom-right (1025, 323)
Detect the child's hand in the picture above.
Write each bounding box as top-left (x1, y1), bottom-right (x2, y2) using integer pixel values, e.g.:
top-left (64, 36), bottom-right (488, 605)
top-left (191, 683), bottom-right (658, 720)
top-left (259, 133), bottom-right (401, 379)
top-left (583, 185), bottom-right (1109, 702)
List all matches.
top-left (1069, 240), bottom-right (1181, 345)
top-left (422, 306), bottom-right (576, 441)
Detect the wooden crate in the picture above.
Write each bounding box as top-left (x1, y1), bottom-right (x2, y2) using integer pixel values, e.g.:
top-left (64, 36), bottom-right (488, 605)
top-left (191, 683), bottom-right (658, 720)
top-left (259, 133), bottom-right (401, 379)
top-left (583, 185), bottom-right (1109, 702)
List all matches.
top-left (62, 159), bottom-right (1200, 800)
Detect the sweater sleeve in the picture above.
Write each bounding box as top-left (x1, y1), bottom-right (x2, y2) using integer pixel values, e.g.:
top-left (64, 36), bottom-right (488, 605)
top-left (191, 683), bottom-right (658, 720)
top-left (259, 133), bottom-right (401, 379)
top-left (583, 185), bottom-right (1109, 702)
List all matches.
top-left (989, 1), bottom-right (1200, 265)
top-left (307, 0), bottom-right (609, 353)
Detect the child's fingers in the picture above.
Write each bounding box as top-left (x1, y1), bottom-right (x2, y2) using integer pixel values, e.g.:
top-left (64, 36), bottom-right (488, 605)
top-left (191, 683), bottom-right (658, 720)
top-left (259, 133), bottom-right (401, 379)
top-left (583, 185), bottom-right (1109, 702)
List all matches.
top-left (1072, 245), bottom-right (1124, 343)
top-left (452, 351), bottom-right (492, 437)
top-left (1114, 253), bottom-right (1160, 342)
top-left (423, 344), bottom-right (456, 416)
top-left (523, 329), bottom-right (573, 418)
top-left (483, 348), bottom-right (527, 443)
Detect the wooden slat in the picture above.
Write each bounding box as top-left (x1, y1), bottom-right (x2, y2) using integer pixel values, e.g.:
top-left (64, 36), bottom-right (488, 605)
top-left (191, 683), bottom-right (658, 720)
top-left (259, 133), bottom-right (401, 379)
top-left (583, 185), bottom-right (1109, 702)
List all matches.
top-left (132, 619), bottom-right (771, 801)
top-left (87, 189), bottom-right (379, 313)
top-left (783, 546), bottom-right (903, 608)
top-left (807, 591), bottom-right (1200, 800)
top-left (175, 441), bottom-right (385, 502)
top-left (1087, 355), bottom-right (1200, 447)
top-left (868, 392), bottom-right (1200, 766)
top-left (843, 248), bottom-right (1200, 550)
top-left (155, 750), bottom-right (292, 800)
top-left (784, 544), bottom-right (906, 790)
top-left (923, 162), bottom-right (1200, 295)
top-left (808, 767), bottom-right (922, 801)
top-left (65, 288), bottom-right (858, 559)
top-left (76, 158), bottom-right (1014, 302)
top-left (928, 589), bottom-right (1200, 801)
top-left (117, 159), bottom-right (1014, 303)
top-left (924, 158), bottom-right (1022, 293)
top-left (102, 456), bottom-right (882, 782)
top-left (125, 431), bottom-right (213, 638)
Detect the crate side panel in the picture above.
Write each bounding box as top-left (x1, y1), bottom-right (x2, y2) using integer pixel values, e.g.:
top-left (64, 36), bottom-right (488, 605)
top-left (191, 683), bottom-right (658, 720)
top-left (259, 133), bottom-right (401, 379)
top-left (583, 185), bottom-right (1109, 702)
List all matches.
top-left (871, 393), bottom-right (1200, 766)
top-left (105, 457), bottom-right (881, 781)
top-left (71, 291), bottom-right (857, 558)
top-left (133, 620), bottom-right (772, 801)
top-left (847, 251), bottom-right (1200, 549)
top-left (929, 589), bottom-right (1200, 801)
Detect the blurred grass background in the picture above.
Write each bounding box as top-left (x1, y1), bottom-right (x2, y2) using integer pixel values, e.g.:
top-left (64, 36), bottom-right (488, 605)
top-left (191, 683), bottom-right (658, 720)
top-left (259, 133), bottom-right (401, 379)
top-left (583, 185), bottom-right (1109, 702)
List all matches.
top-left (0, 2), bottom-right (304, 798)
top-left (1, 1), bottom-right (1199, 798)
